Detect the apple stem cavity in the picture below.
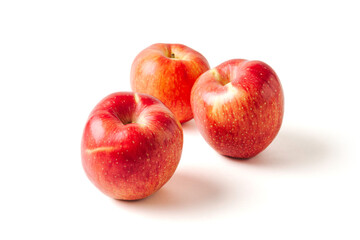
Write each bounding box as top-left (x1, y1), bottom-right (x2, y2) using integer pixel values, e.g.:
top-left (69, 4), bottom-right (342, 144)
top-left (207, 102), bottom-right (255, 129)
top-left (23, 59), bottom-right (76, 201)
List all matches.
top-left (122, 120), bottom-right (134, 125)
top-left (112, 111), bottom-right (136, 126)
top-left (211, 68), bottom-right (229, 86)
top-left (170, 53), bottom-right (175, 58)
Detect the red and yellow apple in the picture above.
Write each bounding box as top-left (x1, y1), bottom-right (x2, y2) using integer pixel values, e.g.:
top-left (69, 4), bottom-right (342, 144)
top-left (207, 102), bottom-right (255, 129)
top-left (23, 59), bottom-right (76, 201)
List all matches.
top-left (130, 43), bottom-right (210, 123)
top-left (191, 59), bottom-right (284, 159)
top-left (81, 92), bottom-right (183, 200)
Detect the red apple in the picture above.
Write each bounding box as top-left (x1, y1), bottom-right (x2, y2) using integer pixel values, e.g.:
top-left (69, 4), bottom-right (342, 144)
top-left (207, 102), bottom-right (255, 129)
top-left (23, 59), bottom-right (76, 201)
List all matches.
top-left (130, 43), bottom-right (210, 123)
top-left (81, 92), bottom-right (183, 200)
top-left (191, 59), bottom-right (284, 159)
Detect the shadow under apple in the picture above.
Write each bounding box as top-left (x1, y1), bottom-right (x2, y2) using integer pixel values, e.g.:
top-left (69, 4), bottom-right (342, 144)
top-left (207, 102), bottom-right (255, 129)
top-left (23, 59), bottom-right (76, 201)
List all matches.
top-left (181, 119), bottom-right (198, 135)
top-left (228, 128), bottom-right (334, 170)
top-left (114, 171), bottom-right (228, 216)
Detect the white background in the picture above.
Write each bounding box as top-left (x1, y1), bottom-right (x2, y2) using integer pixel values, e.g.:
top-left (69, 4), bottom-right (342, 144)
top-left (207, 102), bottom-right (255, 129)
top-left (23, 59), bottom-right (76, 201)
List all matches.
top-left (1, 0), bottom-right (359, 239)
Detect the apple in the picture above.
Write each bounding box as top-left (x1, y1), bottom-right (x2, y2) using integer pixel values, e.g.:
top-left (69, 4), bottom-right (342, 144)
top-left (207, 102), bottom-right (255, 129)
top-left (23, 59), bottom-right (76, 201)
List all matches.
top-left (81, 92), bottom-right (183, 200)
top-left (191, 59), bottom-right (284, 159)
top-left (130, 43), bottom-right (210, 123)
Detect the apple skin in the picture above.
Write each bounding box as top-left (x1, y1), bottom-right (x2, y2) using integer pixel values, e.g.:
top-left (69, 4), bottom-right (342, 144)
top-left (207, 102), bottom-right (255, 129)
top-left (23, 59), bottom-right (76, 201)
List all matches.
top-left (81, 92), bottom-right (183, 200)
top-left (191, 59), bottom-right (284, 159)
top-left (130, 43), bottom-right (210, 123)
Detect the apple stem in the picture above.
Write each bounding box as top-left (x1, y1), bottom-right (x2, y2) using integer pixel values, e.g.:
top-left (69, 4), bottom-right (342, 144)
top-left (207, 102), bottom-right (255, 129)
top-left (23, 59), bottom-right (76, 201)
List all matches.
top-left (171, 53), bottom-right (175, 58)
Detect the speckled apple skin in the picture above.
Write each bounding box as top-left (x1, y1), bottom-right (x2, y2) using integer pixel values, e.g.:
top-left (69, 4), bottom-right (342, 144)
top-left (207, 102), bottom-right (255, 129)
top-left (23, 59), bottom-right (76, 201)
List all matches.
top-left (81, 92), bottom-right (183, 200)
top-left (191, 59), bottom-right (284, 159)
top-left (130, 43), bottom-right (210, 123)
